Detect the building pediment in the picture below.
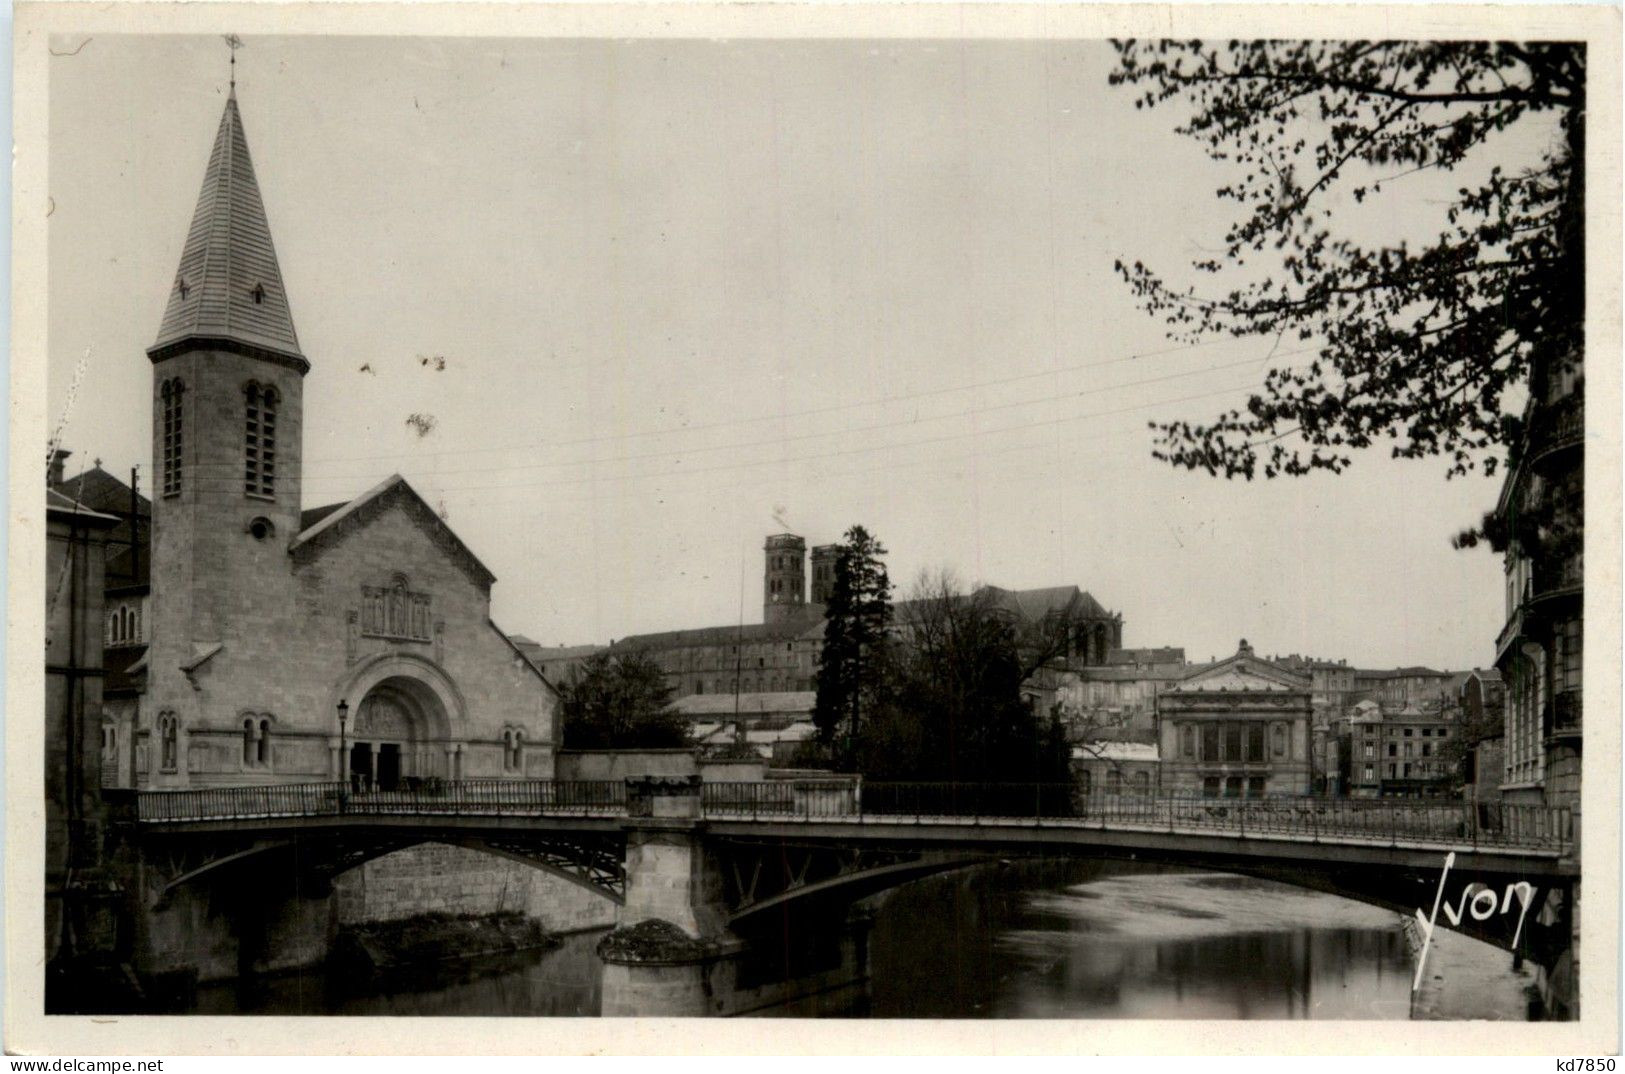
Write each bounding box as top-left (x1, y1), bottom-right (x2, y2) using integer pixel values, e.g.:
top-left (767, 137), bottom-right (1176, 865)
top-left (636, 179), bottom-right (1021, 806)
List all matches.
top-left (1169, 652), bottom-right (1309, 695)
top-left (289, 475), bottom-right (495, 590)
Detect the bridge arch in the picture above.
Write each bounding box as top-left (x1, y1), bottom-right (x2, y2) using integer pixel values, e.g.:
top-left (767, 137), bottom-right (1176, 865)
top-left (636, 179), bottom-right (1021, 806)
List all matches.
top-left (147, 831), bottom-right (626, 909)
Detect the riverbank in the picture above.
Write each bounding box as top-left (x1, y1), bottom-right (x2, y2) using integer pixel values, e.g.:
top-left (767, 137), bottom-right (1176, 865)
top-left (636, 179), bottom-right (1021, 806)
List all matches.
top-left (1402, 916), bottom-right (1537, 1020)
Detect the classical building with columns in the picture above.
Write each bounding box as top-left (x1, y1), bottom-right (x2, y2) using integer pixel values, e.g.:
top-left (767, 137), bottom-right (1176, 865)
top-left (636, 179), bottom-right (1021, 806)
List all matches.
top-left (1157, 640), bottom-right (1313, 797)
top-left (117, 86), bottom-right (555, 790)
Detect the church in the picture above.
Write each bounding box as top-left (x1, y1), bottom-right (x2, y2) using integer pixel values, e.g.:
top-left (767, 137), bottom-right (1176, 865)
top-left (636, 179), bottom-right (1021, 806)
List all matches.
top-left (98, 85), bottom-right (557, 791)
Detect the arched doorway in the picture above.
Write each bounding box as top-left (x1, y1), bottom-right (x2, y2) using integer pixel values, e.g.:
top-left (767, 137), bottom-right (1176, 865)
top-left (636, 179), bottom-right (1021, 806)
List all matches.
top-left (335, 653), bottom-right (466, 789)
top-left (348, 675), bottom-right (453, 790)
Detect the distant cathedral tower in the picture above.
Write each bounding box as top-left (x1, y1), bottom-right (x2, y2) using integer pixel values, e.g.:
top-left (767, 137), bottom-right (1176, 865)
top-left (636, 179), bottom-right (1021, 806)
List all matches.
top-left (810, 544), bottom-right (839, 606)
top-left (144, 87), bottom-right (308, 779)
top-left (763, 534), bottom-right (807, 624)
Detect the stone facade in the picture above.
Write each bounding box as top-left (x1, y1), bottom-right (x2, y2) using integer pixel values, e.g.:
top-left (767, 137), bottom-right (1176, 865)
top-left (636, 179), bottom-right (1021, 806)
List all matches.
top-left (1157, 640), bottom-right (1313, 797)
top-left (1489, 339), bottom-right (1582, 811)
top-left (332, 843), bottom-right (616, 934)
top-left (45, 491), bottom-right (120, 967)
top-left (1344, 702), bottom-right (1460, 798)
top-left (131, 91), bottom-right (556, 791)
top-left (611, 566), bottom-right (1123, 704)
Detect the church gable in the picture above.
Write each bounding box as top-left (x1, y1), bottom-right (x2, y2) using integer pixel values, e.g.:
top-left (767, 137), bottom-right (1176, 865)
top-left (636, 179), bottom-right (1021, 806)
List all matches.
top-left (289, 475), bottom-right (495, 590)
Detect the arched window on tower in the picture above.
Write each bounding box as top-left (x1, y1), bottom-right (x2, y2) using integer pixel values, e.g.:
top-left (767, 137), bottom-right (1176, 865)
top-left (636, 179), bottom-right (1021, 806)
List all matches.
top-left (244, 383), bottom-right (278, 498)
top-left (161, 379), bottom-right (185, 496)
top-left (258, 718), bottom-right (271, 766)
top-left (512, 730), bottom-right (524, 774)
top-left (242, 718), bottom-right (257, 766)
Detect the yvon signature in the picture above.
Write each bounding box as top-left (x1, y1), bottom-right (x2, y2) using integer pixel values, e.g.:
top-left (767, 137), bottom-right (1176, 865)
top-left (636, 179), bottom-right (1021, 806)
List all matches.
top-left (1412, 851), bottom-right (1536, 993)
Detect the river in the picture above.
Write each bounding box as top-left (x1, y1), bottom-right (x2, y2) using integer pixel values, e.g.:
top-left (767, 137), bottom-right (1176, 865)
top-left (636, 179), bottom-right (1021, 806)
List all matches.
top-left (191, 861), bottom-right (1496, 1019)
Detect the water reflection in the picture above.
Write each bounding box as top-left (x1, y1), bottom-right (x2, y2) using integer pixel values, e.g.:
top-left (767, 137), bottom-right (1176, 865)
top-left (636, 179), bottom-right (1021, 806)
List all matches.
top-left (865, 864), bottom-right (1415, 1020)
top-left (192, 862), bottom-right (1422, 1019)
top-left (193, 929), bottom-right (605, 1016)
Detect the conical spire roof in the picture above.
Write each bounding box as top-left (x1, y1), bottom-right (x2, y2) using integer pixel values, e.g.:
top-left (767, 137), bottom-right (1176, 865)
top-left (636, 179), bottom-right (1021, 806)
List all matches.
top-left (151, 93), bottom-right (305, 368)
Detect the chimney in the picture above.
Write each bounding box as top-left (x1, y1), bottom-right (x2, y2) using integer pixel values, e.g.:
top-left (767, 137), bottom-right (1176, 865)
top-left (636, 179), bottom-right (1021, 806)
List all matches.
top-left (48, 448), bottom-right (71, 487)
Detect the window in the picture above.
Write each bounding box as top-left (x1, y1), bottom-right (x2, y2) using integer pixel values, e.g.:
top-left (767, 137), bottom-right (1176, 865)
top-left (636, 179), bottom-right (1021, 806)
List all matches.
top-left (244, 383), bottom-right (278, 497)
top-left (258, 719), bottom-right (271, 766)
top-left (1224, 724), bottom-right (1242, 762)
top-left (243, 718), bottom-right (256, 765)
top-left (503, 729), bottom-right (527, 771)
top-left (1079, 770), bottom-right (1092, 796)
top-left (1201, 723), bottom-right (1220, 762)
top-left (1555, 617), bottom-right (1582, 693)
top-left (1224, 776), bottom-right (1243, 798)
top-left (107, 605), bottom-right (139, 647)
top-left (1202, 776), bottom-right (1220, 798)
top-left (1387, 743), bottom-right (1397, 758)
top-left (160, 379), bottom-right (185, 496)
top-left (1134, 771), bottom-right (1150, 796)
top-left (1422, 742), bottom-right (1432, 757)
top-left (1246, 723), bottom-right (1265, 763)
top-left (1363, 744), bottom-right (1374, 760)
top-left (1106, 769), bottom-right (1122, 796)
top-left (1363, 765), bottom-right (1374, 781)
top-left (158, 712), bottom-right (179, 772)
top-left (1247, 776), bottom-right (1266, 799)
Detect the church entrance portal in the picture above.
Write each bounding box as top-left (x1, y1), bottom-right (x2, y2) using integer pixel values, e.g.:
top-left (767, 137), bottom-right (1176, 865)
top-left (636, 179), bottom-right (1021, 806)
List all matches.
top-left (345, 677), bottom-right (454, 789)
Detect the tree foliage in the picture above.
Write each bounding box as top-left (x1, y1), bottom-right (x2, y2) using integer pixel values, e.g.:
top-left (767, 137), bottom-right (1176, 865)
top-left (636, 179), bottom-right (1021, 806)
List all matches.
top-left (813, 526), bottom-right (893, 762)
top-left (854, 573), bottom-right (1072, 784)
top-left (1110, 41), bottom-right (1584, 480)
top-left (558, 651), bottom-right (689, 750)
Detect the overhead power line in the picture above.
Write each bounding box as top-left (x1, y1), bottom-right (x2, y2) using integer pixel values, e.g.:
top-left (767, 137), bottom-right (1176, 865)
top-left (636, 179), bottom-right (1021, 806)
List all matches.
top-left (300, 334), bottom-right (1275, 468)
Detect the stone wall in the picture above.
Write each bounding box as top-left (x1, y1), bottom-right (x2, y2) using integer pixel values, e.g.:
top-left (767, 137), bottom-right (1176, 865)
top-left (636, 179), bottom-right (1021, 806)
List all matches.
top-left (332, 843), bottom-right (617, 934)
top-left (556, 750), bottom-right (697, 781)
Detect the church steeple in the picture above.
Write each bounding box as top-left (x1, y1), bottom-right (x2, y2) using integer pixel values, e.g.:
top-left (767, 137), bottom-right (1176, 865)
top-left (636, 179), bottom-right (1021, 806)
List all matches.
top-left (149, 92), bottom-right (306, 373)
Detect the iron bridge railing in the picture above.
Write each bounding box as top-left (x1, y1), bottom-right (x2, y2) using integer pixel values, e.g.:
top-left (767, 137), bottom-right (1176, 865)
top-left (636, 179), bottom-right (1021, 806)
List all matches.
top-left (698, 781), bottom-right (1574, 854)
top-left (133, 779), bottom-right (1573, 854)
top-left (135, 779), bottom-right (626, 823)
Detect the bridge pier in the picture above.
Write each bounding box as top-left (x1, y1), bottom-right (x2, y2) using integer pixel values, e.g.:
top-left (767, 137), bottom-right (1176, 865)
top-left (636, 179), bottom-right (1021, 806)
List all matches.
top-left (599, 777), bottom-right (734, 1015)
top-left (126, 848), bottom-right (338, 989)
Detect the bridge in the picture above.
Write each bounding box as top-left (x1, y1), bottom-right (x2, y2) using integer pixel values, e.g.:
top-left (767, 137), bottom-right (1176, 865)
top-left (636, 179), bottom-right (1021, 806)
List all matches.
top-left (109, 778), bottom-right (1577, 1014)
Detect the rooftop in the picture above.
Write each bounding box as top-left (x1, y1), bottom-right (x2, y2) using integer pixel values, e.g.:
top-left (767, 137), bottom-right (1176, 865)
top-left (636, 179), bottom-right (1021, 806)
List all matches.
top-left (151, 93), bottom-right (303, 364)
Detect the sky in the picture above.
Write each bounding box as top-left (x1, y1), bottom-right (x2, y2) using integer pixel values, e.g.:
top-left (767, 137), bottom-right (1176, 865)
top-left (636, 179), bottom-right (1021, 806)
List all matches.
top-left (45, 34), bottom-right (1530, 670)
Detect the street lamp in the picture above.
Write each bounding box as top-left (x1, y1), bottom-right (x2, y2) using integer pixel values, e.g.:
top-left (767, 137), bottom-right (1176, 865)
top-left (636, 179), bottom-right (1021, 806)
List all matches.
top-left (336, 699), bottom-right (349, 796)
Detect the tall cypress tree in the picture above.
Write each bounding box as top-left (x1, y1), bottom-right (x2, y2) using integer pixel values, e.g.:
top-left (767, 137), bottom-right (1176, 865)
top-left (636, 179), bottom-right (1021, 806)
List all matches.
top-left (813, 526), bottom-right (892, 765)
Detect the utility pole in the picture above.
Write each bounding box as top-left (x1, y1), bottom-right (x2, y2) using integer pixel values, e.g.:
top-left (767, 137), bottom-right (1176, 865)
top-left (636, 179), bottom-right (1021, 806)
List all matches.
top-left (129, 465), bottom-right (140, 584)
top-left (733, 540), bottom-right (746, 751)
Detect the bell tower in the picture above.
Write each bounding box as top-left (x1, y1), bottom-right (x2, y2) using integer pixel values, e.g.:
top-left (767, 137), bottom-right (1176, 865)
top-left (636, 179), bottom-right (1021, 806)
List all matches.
top-left (144, 85), bottom-right (308, 783)
top-left (763, 534), bottom-right (807, 624)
